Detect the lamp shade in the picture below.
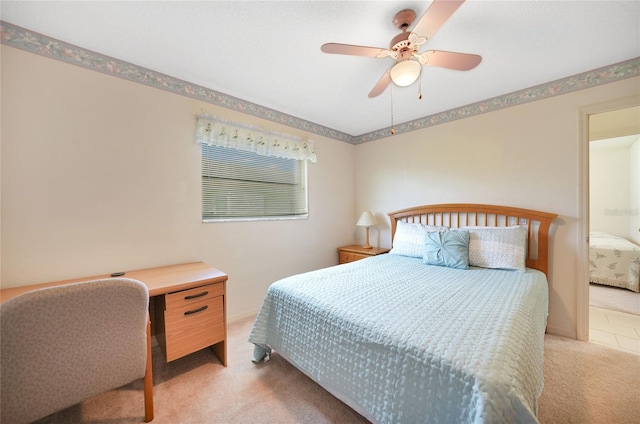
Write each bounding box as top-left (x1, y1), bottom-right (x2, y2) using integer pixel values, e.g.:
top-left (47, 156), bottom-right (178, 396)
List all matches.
top-left (390, 60), bottom-right (421, 87)
top-left (356, 211), bottom-right (377, 227)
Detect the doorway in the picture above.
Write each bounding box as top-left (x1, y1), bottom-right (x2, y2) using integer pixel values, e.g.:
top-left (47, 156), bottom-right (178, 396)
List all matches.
top-left (582, 102), bottom-right (640, 354)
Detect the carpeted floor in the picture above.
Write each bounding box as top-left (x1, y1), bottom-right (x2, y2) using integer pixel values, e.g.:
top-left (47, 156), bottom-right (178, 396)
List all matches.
top-left (589, 283), bottom-right (640, 315)
top-left (34, 316), bottom-right (640, 424)
top-left (538, 334), bottom-right (639, 424)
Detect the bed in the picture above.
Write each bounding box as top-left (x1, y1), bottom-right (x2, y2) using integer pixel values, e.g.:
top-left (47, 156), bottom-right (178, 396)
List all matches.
top-left (249, 204), bottom-right (557, 423)
top-left (589, 231), bottom-right (640, 292)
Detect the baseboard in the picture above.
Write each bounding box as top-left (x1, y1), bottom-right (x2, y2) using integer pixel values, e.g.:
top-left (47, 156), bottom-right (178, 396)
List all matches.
top-left (228, 310), bottom-right (259, 324)
top-left (546, 325), bottom-right (577, 339)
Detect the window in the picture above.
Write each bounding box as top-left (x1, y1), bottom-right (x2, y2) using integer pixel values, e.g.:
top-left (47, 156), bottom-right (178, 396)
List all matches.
top-left (194, 114), bottom-right (316, 222)
top-left (201, 144), bottom-right (308, 221)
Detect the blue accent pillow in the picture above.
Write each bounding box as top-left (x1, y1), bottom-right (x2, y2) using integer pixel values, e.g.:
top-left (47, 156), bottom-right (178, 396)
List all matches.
top-left (423, 230), bottom-right (470, 269)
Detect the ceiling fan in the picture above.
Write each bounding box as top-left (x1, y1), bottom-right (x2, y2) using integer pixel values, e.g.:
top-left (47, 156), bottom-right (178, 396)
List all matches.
top-left (321, 0), bottom-right (481, 98)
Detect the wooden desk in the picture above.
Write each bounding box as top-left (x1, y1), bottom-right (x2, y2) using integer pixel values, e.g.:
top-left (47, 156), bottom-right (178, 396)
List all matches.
top-left (0, 262), bottom-right (228, 365)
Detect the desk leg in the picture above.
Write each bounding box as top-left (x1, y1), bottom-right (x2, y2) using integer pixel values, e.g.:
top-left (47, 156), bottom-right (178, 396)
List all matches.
top-left (211, 340), bottom-right (227, 367)
top-left (144, 315), bottom-right (154, 422)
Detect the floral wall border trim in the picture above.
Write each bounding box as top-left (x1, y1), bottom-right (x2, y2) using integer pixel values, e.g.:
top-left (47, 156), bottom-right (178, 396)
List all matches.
top-left (358, 57), bottom-right (640, 143)
top-left (0, 21), bottom-right (353, 145)
top-left (2, 20), bottom-right (638, 145)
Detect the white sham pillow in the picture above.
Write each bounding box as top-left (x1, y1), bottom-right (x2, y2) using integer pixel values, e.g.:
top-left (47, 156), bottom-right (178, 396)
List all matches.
top-left (463, 226), bottom-right (528, 272)
top-left (389, 220), bottom-right (449, 258)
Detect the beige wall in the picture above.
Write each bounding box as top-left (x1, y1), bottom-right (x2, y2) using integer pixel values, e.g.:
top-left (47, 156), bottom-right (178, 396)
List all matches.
top-left (354, 77), bottom-right (640, 338)
top-left (3, 43), bottom-right (640, 337)
top-left (0, 46), bottom-right (356, 319)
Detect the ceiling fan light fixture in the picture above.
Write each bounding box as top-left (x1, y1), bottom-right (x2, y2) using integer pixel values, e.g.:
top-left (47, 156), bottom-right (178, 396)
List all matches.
top-left (390, 60), bottom-right (421, 87)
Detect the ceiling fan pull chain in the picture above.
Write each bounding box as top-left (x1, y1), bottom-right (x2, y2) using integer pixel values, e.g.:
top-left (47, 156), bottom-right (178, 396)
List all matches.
top-left (418, 72), bottom-right (423, 100)
top-left (390, 84), bottom-right (395, 135)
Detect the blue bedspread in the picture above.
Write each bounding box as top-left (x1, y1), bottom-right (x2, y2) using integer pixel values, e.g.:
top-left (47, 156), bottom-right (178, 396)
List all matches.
top-left (248, 254), bottom-right (548, 423)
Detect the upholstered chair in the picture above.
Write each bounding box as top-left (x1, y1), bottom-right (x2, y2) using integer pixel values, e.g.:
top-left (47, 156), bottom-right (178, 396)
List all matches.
top-left (0, 278), bottom-right (154, 423)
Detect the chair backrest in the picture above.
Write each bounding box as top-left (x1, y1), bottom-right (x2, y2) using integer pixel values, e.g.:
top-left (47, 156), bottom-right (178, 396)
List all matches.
top-left (1, 278), bottom-right (149, 424)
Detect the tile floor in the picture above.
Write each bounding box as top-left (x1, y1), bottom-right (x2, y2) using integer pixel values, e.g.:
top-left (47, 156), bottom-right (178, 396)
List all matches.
top-left (589, 306), bottom-right (640, 355)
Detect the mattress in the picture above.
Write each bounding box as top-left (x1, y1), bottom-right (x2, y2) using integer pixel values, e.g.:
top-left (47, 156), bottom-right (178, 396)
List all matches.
top-left (248, 254), bottom-right (549, 424)
top-left (589, 231), bottom-right (640, 292)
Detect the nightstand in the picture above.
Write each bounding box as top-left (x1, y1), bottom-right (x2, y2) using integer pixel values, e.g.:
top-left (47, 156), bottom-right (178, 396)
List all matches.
top-left (337, 245), bottom-right (390, 264)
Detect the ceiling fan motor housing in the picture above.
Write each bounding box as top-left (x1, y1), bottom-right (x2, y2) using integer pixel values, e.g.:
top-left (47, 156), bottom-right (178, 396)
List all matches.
top-left (390, 32), bottom-right (419, 61)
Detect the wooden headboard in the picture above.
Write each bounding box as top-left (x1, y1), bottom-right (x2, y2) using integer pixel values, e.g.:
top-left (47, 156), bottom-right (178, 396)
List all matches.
top-left (388, 204), bottom-right (558, 276)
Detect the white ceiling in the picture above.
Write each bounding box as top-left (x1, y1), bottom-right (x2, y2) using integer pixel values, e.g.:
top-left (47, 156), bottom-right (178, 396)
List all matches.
top-left (590, 134), bottom-right (639, 150)
top-left (2, 1), bottom-right (639, 136)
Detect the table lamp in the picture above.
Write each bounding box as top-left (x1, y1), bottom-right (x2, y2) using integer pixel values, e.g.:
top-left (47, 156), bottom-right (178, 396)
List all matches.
top-left (356, 211), bottom-right (377, 249)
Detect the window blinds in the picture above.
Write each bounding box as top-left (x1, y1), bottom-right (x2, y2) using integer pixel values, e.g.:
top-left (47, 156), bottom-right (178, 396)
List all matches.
top-left (201, 144), bottom-right (308, 220)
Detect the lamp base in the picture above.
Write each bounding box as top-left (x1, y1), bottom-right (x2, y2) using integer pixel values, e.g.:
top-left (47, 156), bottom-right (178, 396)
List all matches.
top-left (362, 227), bottom-right (373, 249)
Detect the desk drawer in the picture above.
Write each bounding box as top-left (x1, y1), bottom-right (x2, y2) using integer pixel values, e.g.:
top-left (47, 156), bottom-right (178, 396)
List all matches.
top-left (164, 295), bottom-right (225, 362)
top-left (165, 282), bottom-right (224, 309)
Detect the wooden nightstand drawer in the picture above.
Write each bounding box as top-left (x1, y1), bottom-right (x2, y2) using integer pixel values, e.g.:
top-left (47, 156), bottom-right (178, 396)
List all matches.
top-left (339, 251), bottom-right (369, 263)
top-left (164, 295), bottom-right (225, 362)
top-left (337, 245), bottom-right (390, 264)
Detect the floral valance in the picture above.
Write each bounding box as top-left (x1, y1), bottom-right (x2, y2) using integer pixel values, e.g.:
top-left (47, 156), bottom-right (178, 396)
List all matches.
top-left (194, 114), bottom-right (317, 163)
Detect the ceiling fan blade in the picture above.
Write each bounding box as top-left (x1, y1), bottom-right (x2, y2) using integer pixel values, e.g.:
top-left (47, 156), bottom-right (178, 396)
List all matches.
top-left (417, 50), bottom-right (482, 71)
top-left (368, 70), bottom-right (392, 98)
top-left (321, 43), bottom-right (386, 58)
top-left (411, 0), bottom-right (465, 40)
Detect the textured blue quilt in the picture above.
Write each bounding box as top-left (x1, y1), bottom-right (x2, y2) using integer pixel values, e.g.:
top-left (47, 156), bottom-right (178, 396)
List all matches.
top-left (249, 254), bottom-right (548, 424)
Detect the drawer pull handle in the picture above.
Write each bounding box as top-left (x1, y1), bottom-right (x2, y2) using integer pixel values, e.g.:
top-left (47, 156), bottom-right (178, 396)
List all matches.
top-left (184, 305), bottom-right (208, 316)
top-left (184, 291), bottom-right (208, 300)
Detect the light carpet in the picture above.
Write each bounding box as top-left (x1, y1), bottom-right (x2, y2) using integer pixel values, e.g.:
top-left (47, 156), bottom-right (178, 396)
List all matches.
top-left (589, 283), bottom-right (640, 315)
top-left (33, 316), bottom-right (640, 424)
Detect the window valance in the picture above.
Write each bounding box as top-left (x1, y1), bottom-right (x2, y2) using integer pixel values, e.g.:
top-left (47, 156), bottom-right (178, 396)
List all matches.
top-left (194, 114), bottom-right (317, 163)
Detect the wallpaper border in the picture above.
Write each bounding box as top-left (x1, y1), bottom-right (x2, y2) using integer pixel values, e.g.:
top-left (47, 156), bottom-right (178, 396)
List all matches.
top-left (2, 20), bottom-right (638, 145)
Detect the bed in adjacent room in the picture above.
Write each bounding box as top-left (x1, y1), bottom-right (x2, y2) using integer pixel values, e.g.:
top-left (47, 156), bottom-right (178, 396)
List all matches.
top-left (589, 231), bottom-right (640, 292)
top-left (249, 204), bottom-right (557, 424)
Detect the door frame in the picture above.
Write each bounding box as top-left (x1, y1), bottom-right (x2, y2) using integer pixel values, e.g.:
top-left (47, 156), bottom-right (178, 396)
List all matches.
top-left (577, 95), bottom-right (640, 341)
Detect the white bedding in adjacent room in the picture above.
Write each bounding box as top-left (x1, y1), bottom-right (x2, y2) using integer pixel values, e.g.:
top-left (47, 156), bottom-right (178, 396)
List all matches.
top-left (589, 231), bottom-right (640, 292)
top-left (249, 254), bottom-right (549, 424)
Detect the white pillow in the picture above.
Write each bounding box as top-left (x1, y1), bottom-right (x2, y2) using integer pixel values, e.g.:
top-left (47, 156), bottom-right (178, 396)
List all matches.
top-left (463, 226), bottom-right (528, 272)
top-left (389, 220), bottom-right (449, 258)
